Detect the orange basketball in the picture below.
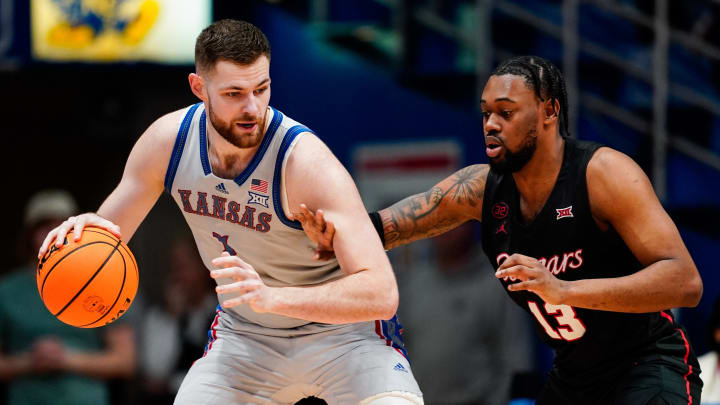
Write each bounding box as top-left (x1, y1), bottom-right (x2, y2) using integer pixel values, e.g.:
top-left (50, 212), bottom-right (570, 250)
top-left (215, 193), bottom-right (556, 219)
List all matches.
top-left (36, 226), bottom-right (138, 328)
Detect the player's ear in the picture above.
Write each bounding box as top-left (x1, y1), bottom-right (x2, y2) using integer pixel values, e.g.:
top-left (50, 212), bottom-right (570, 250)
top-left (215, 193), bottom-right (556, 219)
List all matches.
top-left (188, 73), bottom-right (206, 101)
top-left (543, 98), bottom-right (559, 124)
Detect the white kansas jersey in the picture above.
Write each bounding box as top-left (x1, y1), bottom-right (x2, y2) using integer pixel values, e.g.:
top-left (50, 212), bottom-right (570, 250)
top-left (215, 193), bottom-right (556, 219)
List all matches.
top-left (165, 103), bottom-right (342, 329)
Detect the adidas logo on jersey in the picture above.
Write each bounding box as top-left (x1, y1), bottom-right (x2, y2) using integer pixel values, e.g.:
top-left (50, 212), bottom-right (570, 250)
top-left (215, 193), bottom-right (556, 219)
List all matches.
top-left (215, 183), bottom-right (229, 194)
top-left (393, 363), bottom-right (408, 373)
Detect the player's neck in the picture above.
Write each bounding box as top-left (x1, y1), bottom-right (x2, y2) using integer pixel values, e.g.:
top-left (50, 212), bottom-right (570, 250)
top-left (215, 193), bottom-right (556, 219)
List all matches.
top-left (512, 134), bottom-right (565, 211)
top-left (206, 113), bottom-right (271, 179)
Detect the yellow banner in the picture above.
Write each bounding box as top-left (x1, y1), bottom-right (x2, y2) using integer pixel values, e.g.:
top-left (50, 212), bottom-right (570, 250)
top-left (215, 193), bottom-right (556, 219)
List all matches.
top-left (31, 0), bottom-right (211, 63)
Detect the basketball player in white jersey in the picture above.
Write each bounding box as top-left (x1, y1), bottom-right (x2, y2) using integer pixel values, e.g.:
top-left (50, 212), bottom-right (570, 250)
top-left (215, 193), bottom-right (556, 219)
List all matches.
top-left (37, 19), bottom-right (422, 405)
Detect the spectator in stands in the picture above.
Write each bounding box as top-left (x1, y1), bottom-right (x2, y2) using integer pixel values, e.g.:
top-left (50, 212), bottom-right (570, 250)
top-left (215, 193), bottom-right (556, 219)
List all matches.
top-left (0, 189), bottom-right (136, 405)
top-left (700, 296), bottom-right (720, 404)
top-left (137, 237), bottom-right (216, 405)
top-left (396, 222), bottom-right (533, 405)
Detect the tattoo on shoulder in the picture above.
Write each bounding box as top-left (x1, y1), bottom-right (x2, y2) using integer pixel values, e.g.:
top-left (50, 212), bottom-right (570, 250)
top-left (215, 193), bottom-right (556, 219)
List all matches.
top-left (383, 165), bottom-right (489, 247)
top-left (448, 165), bottom-right (488, 206)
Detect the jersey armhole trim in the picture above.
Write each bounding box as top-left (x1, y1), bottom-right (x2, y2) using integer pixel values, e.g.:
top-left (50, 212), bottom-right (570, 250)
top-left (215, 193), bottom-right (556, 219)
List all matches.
top-left (272, 125), bottom-right (314, 230)
top-left (164, 103), bottom-right (201, 193)
top-left (579, 142), bottom-right (607, 235)
top-left (199, 109), bottom-right (211, 175)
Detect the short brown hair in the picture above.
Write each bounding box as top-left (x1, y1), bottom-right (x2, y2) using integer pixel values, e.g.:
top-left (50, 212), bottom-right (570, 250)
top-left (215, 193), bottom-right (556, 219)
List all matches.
top-left (195, 19), bottom-right (271, 75)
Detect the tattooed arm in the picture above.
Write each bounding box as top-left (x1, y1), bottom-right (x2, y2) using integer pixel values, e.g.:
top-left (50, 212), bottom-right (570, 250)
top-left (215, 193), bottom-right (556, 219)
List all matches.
top-left (293, 164), bottom-right (490, 254)
top-left (380, 164), bottom-right (490, 249)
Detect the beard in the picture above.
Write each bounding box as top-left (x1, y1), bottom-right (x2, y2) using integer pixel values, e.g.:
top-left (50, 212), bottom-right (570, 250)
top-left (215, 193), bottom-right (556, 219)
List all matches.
top-left (206, 97), bottom-right (265, 149)
top-left (488, 128), bottom-right (538, 174)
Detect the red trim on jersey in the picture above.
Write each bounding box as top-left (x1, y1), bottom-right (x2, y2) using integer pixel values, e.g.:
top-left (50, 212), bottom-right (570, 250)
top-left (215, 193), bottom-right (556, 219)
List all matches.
top-left (374, 320), bottom-right (391, 346)
top-left (678, 327), bottom-right (693, 405)
top-left (661, 311), bottom-right (693, 405)
top-left (204, 310), bottom-right (221, 355)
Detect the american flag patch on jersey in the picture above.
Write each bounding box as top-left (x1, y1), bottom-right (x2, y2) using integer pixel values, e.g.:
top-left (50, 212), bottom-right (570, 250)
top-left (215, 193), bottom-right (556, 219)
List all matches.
top-left (250, 178), bottom-right (269, 193)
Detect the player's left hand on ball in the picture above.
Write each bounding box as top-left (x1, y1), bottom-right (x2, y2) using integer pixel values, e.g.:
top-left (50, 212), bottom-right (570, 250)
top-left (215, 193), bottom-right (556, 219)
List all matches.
top-left (210, 252), bottom-right (273, 312)
top-left (495, 253), bottom-right (568, 304)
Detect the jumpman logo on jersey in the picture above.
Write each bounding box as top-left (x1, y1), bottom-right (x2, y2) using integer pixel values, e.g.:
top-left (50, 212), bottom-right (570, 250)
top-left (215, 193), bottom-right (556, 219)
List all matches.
top-left (496, 221), bottom-right (508, 235)
top-left (212, 232), bottom-right (237, 256)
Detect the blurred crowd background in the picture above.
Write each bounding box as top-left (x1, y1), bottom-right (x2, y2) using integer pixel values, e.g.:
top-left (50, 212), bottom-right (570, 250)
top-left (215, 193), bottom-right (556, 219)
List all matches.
top-left (0, 0), bottom-right (719, 404)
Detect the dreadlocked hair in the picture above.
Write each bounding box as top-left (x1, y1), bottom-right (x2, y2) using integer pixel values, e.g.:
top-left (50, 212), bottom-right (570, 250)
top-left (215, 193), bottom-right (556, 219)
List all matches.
top-left (492, 56), bottom-right (570, 138)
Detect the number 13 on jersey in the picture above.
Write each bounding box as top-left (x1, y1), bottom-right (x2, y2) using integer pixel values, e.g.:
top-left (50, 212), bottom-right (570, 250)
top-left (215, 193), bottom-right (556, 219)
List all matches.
top-left (528, 301), bottom-right (586, 341)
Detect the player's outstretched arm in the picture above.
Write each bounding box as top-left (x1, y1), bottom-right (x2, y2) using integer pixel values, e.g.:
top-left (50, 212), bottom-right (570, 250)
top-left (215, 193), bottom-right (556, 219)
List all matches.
top-left (378, 164), bottom-right (488, 249)
top-left (497, 148), bottom-right (703, 312)
top-left (294, 165), bottom-right (489, 255)
top-left (38, 110), bottom-right (183, 258)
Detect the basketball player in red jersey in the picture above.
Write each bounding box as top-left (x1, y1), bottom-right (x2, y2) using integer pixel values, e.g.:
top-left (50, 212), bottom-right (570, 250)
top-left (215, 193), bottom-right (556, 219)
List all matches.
top-left (297, 56), bottom-right (704, 404)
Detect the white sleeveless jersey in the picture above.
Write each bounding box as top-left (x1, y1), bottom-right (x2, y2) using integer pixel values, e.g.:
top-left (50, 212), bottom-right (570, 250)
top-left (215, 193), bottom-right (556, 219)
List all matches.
top-left (164, 103), bottom-right (342, 328)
